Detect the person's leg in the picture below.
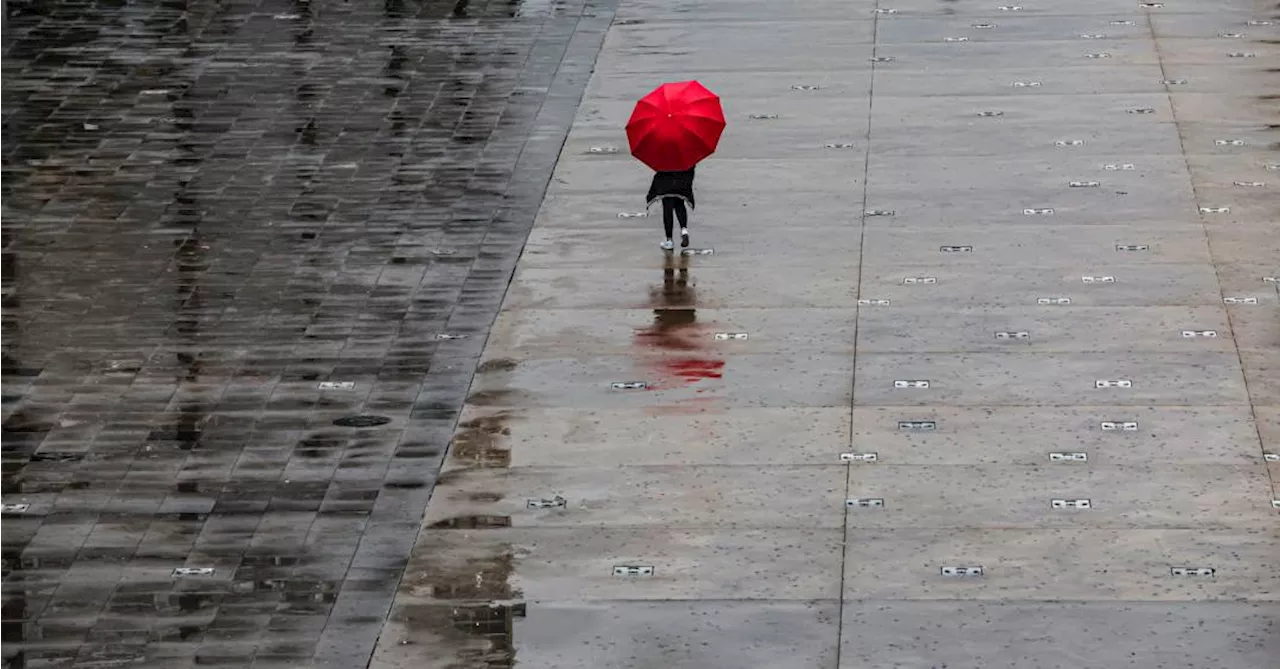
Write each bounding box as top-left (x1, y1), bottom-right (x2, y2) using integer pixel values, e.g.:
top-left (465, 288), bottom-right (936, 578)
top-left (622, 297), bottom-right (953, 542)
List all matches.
top-left (673, 199), bottom-right (689, 247)
top-left (660, 198), bottom-right (676, 248)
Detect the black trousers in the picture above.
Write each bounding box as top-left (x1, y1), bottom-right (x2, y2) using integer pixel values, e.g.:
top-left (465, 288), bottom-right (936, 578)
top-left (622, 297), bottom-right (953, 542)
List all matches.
top-left (661, 197), bottom-right (688, 238)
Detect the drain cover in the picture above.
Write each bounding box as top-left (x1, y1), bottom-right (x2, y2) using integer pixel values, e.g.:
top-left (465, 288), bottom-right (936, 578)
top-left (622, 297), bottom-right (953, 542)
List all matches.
top-left (333, 415), bottom-right (392, 428)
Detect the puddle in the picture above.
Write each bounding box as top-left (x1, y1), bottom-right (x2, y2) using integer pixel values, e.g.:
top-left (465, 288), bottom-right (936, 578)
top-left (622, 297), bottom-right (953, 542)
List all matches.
top-left (635, 257), bottom-right (724, 389)
top-left (405, 540), bottom-right (518, 600)
top-left (333, 415), bottom-right (392, 428)
top-left (662, 358), bottom-right (725, 382)
top-left (393, 602), bottom-right (521, 668)
top-left (477, 358), bottom-right (519, 373)
top-left (464, 389), bottom-right (516, 406)
top-left (449, 412), bottom-right (513, 468)
top-left (647, 253), bottom-right (695, 308)
top-left (635, 308), bottom-right (700, 351)
top-left (429, 515), bottom-right (512, 530)
top-left (390, 527), bottom-right (525, 665)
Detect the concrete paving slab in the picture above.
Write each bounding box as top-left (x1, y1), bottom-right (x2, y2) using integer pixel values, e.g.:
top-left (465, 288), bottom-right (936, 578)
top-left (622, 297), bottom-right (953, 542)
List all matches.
top-left (1256, 408), bottom-right (1280, 488)
top-left (868, 0), bottom-right (1250, 16)
top-left (533, 192), bottom-right (866, 229)
top-left (398, 528), bottom-right (843, 600)
top-left (1223, 301), bottom-right (1280, 351)
top-left (873, 16), bottom-right (1150, 44)
top-left (374, 600), bottom-right (840, 669)
top-left (843, 464), bottom-right (1273, 529)
top-left (465, 353), bottom-right (854, 409)
top-left (1151, 38), bottom-right (1280, 65)
top-left (1150, 10), bottom-right (1280, 35)
top-left (867, 152), bottom-right (1192, 192)
top-left (1170, 93), bottom-right (1280, 126)
top-left (613, 0), bottom-right (869, 20)
top-left (1189, 188), bottom-right (1280, 225)
top-left (603, 20), bottom-right (875, 52)
top-left (584, 70), bottom-right (873, 101)
top-left (484, 308), bottom-right (858, 357)
top-left (566, 126), bottom-right (871, 160)
top-left (856, 264), bottom-right (1222, 307)
top-left (1257, 405), bottom-right (1280, 436)
top-left (514, 600), bottom-right (837, 669)
top-left (1174, 123), bottom-right (1280, 157)
top-left (860, 226), bottom-right (1211, 266)
top-left (423, 466), bottom-right (846, 528)
top-left (594, 41), bottom-right (874, 74)
top-left (1211, 263), bottom-right (1279, 298)
top-left (871, 65), bottom-right (1171, 97)
top-left (575, 97), bottom-right (868, 129)
top-left (839, 600), bottom-right (1280, 669)
top-left (871, 41), bottom-right (1161, 69)
top-left (1211, 262), bottom-right (1279, 295)
top-left (870, 0), bottom-right (1249, 15)
top-left (840, 528), bottom-right (1280, 601)
top-left (504, 267), bottom-right (858, 310)
top-left (852, 352), bottom-right (1249, 406)
top-left (546, 157), bottom-right (867, 195)
top-left (867, 122), bottom-right (1186, 158)
top-left (854, 306), bottom-right (1232, 353)
top-left (445, 406), bottom-right (850, 468)
top-left (1239, 350), bottom-right (1280, 405)
top-left (872, 93), bottom-right (1177, 126)
top-left (1185, 154), bottom-right (1280, 184)
top-left (518, 227), bottom-right (862, 269)
top-left (1158, 62), bottom-right (1278, 94)
top-left (858, 188), bottom-right (1196, 227)
top-left (361, 0), bottom-right (1276, 665)
top-left (848, 406), bottom-right (1264, 466)
top-left (1204, 223), bottom-right (1280, 265)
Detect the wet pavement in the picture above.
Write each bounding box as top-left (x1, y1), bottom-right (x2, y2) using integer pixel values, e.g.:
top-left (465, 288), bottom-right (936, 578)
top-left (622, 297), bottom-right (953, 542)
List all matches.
top-left (1, 0), bottom-right (618, 667)
top-left (370, 0), bottom-right (1279, 668)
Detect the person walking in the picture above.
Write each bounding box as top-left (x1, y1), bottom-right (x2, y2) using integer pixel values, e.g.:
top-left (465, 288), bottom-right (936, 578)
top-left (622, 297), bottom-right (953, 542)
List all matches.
top-left (646, 166), bottom-right (695, 250)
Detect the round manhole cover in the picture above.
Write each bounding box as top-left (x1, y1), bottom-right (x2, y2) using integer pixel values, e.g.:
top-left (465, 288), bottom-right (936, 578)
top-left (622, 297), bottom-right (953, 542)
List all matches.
top-left (333, 415), bottom-right (391, 428)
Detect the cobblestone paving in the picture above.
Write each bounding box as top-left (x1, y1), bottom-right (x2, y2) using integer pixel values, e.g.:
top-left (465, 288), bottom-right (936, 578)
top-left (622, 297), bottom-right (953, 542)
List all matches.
top-left (1, 0), bottom-right (617, 666)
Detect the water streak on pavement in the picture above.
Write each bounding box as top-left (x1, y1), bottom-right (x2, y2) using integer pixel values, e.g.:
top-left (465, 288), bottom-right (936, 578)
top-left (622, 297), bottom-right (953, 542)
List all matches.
top-left (1, 0), bottom-right (618, 666)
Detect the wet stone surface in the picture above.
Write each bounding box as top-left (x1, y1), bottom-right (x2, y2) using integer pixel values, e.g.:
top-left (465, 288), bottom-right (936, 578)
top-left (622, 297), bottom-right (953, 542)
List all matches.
top-left (1, 0), bottom-right (617, 666)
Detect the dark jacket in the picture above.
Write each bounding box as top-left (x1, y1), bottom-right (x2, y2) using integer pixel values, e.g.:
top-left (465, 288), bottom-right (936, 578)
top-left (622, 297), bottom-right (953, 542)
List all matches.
top-left (646, 167), bottom-right (695, 209)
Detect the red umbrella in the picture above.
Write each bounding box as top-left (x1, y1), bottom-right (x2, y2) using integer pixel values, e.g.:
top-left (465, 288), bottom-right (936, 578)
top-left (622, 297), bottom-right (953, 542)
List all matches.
top-left (626, 80), bottom-right (726, 172)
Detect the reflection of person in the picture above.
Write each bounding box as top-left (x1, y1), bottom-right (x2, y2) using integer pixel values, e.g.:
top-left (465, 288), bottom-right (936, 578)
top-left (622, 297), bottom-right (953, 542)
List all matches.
top-left (646, 166), bottom-right (695, 250)
top-left (651, 252), bottom-right (693, 307)
top-left (638, 253), bottom-right (699, 351)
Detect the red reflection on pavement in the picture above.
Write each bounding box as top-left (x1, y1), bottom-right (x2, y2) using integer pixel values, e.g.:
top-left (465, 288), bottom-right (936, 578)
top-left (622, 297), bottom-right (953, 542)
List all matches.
top-left (662, 358), bottom-right (724, 381)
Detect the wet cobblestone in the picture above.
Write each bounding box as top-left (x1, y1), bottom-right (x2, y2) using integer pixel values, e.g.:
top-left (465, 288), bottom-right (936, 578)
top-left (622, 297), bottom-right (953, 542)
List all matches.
top-left (1, 0), bottom-right (617, 666)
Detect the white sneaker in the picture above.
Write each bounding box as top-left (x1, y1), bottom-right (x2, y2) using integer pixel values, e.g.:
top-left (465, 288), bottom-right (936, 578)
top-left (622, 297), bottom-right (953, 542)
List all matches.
top-left (680, 228), bottom-right (690, 248)
top-left (660, 239), bottom-right (675, 250)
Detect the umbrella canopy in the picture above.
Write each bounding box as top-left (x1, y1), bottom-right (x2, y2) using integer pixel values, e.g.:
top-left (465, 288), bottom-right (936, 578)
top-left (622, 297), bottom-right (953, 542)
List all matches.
top-left (626, 80), bottom-right (726, 172)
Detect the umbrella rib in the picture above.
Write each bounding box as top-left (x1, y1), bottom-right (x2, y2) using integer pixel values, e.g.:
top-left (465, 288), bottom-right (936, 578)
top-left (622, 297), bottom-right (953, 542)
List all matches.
top-left (677, 124), bottom-right (715, 153)
top-left (680, 107), bottom-right (724, 122)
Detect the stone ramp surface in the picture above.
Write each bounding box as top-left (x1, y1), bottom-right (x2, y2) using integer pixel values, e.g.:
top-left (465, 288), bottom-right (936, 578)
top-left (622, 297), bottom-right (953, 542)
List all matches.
top-left (373, 0), bottom-right (1280, 667)
top-left (373, 0), bottom-right (1280, 665)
